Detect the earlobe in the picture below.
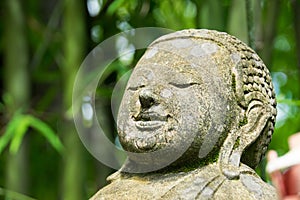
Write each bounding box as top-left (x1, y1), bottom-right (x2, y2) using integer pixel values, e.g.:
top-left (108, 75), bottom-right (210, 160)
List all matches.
top-left (219, 104), bottom-right (273, 179)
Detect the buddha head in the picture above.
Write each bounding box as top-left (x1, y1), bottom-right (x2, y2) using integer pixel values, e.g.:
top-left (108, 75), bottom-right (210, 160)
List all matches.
top-left (117, 29), bottom-right (277, 175)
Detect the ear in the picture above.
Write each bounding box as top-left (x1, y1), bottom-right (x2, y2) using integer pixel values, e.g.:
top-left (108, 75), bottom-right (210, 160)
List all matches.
top-left (218, 101), bottom-right (273, 179)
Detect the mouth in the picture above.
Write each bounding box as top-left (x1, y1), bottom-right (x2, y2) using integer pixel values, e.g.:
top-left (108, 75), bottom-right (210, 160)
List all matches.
top-left (133, 112), bottom-right (168, 131)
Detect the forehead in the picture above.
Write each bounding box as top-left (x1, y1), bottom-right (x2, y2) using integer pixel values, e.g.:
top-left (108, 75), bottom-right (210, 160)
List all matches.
top-left (134, 37), bottom-right (233, 79)
top-left (148, 37), bottom-right (220, 61)
top-left (129, 63), bottom-right (201, 86)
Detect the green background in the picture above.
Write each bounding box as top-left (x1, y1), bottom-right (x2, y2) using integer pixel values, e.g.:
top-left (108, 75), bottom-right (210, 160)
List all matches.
top-left (0, 0), bottom-right (299, 199)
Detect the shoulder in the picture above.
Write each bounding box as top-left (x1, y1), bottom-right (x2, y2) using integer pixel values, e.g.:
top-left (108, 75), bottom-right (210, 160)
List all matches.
top-left (90, 171), bottom-right (187, 200)
top-left (90, 164), bottom-right (278, 200)
top-left (214, 164), bottom-right (278, 200)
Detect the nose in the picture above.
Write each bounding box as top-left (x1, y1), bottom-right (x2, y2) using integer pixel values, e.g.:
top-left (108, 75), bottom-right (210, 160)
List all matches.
top-left (139, 89), bottom-right (157, 109)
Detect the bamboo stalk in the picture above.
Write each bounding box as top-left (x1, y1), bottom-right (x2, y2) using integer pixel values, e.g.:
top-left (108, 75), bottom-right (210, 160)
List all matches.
top-left (61, 0), bottom-right (87, 199)
top-left (245, 0), bottom-right (255, 50)
top-left (256, 0), bottom-right (280, 68)
top-left (227, 0), bottom-right (248, 43)
top-left (3, 0), bottom-right (30, 195)
top-left (292, 0), bottom-right (300, 79)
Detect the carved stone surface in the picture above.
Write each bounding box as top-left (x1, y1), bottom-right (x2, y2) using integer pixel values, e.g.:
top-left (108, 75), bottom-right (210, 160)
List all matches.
top-left (91, 29), bottom-right (278, 199)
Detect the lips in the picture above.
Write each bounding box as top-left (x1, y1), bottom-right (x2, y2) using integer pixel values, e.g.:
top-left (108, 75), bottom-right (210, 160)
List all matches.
top-left (133, 112), bottom-right (168, 130)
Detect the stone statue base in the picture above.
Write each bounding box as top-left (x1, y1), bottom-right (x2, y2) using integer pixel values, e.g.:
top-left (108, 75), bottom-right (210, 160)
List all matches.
top-left (91, 163), bottom-right (277, 200)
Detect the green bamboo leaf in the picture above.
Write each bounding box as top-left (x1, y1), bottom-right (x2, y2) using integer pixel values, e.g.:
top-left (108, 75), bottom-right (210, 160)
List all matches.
top-left (0, 113), bottom-right (22, 154)
top-left (0, 187), bottom-right (37, 200)
top-left (107, 0), bottom-right (126, 15)
top-left (9, 115), bottom-right (30, 154)
top-left (27, 115), bottom-right (64, 153)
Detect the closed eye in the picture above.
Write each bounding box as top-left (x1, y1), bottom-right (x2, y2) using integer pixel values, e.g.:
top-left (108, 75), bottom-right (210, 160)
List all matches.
top-left (127, 85), bottom-right (145, 91)
top-left (169, 82), bottom-right (199, 88)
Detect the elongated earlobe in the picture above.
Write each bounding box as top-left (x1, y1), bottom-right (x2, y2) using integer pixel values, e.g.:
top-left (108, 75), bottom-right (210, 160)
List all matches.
top-left (219, 104), bottom-right (273, 179)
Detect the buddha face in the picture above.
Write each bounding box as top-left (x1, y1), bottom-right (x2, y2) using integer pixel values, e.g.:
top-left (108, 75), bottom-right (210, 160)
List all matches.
top-left (117, 45), bottom-right (235, 167)
top-left (118, 63), bottom-right (204, 151)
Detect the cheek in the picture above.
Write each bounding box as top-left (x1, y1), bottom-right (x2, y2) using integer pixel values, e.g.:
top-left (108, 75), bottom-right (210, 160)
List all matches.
top-left (128, 92), bottom-right (141, 113)
top-left (122, 92), bottom-right (140, 112)
top-left (174, 90), bottom-right (199, 122)
top-left (117, 91), bottom-right (137, 124)
top-left (160, 88), bottom-right (173, 98)
top-left (159, 89), bottom-right (178, 115)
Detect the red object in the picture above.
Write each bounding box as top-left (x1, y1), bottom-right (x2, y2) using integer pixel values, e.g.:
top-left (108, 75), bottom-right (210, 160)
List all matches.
top-left (267, 133), bottom-right (300, 200)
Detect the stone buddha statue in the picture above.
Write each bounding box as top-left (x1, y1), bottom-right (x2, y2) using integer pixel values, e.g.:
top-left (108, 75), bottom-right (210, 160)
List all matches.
top-left (91, 29), bottom-right (278, 199)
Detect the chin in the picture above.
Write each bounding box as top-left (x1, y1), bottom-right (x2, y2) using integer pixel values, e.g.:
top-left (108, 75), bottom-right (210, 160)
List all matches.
top-left (119, 121), bottom-right (177, 153)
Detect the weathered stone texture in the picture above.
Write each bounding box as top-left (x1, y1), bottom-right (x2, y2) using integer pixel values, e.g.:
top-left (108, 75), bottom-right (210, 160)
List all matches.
top-left (91, 29), bottom-right (278, 200)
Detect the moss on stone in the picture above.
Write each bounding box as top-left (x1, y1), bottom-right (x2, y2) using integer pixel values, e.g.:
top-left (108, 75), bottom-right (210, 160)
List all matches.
top-left (239, 115), bottom-right (248, 127)
top-left (233, 136), bottom-right (240, 150)
top-left (157, 149), bottom-right (221, 174)
top-left (232, 73), bottom-right (236, 93)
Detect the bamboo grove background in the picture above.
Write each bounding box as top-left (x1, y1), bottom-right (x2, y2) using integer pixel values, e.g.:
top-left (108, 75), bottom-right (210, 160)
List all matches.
top-left (0, 0), bottom-right (300, 199)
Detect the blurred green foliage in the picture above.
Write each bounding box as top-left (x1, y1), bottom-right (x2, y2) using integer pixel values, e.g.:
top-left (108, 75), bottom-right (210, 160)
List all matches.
top-left (0, 0), bottom-right (300, 199)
